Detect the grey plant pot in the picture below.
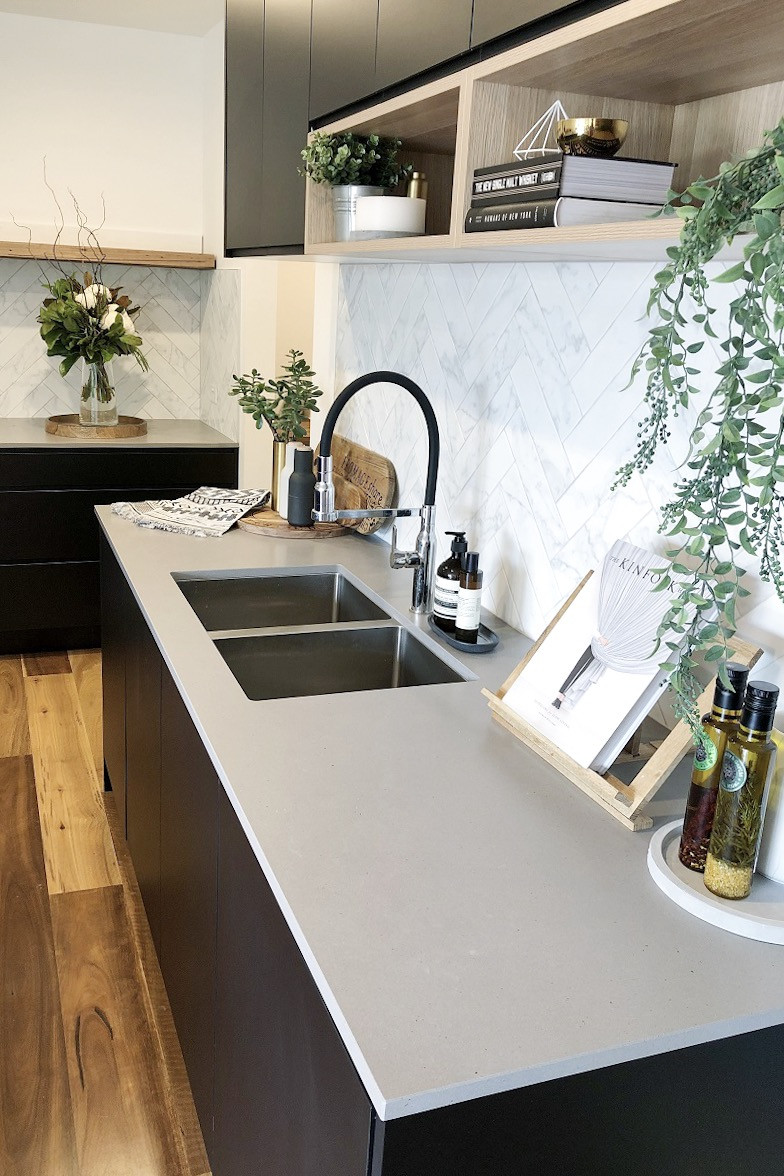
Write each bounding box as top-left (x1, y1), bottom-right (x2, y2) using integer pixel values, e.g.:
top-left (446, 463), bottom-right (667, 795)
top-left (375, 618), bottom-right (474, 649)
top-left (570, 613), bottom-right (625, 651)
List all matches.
top-left (332, 185), bottom-right (384, 242)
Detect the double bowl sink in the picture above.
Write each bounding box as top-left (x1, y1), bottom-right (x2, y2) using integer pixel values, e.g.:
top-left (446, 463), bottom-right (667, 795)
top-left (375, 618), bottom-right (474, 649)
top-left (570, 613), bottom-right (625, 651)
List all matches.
top-left (174, 568), bottom-right (468, 701)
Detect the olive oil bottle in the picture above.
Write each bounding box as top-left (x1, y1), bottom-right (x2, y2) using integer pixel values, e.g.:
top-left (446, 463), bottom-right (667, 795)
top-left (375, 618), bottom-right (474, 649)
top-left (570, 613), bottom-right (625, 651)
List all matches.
top-left (678, 663), bottom-right (749, 872)
top-left (704, 681), bottom-right (780, 900)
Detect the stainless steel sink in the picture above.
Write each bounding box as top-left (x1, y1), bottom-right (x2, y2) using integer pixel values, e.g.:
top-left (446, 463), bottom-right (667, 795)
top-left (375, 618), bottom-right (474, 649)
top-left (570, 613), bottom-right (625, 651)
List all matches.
top-left (214, 625), bottom-right (466, 700)
top-left (175, 570), bottom-right (390, 631)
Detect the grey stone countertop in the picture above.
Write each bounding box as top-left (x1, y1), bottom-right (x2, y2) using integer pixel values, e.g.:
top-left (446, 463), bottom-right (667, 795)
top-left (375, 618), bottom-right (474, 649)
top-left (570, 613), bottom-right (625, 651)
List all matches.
top-left (96, 506), bottom-right (784, 1122)
top-left (0, 417), bottom-right (237, 448)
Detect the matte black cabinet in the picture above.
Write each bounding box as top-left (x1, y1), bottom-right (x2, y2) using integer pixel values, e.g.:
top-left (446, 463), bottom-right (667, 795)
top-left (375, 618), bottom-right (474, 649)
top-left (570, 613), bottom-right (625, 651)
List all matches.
top-left (99, 532), bottom-right (132, 811)
top-left (0, 441), bottom-right (237, 654)
top-left (159, 670), bottom-right (219, 1144)
top-left (309, 0), bottom-right (379, 120)
top-left (374, 0), bottom-right (473, 89)
top-left (225, 0), bottom-right (312, 252)
top-left (214, 788), bottom-right (373, 1176)
top-left (470, 0), bottom-right (576, 46)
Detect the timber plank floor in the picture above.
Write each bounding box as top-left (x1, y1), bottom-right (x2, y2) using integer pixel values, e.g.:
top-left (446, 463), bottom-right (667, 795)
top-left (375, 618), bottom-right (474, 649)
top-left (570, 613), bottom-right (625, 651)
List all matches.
top-left (0, 651), bottom-right (210, 1176)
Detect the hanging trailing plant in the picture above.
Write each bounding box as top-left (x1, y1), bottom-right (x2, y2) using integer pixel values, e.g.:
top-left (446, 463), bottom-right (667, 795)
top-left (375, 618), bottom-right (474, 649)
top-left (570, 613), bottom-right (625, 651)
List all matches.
top-left (614, 118), bottom-right (784, 739)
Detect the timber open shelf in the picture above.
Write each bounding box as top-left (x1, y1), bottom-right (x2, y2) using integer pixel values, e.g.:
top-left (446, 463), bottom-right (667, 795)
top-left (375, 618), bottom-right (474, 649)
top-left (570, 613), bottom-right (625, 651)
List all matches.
top-left (304, 0), bottom-right (784, 263)
top-left (0, 241), bottom-right (216, 270)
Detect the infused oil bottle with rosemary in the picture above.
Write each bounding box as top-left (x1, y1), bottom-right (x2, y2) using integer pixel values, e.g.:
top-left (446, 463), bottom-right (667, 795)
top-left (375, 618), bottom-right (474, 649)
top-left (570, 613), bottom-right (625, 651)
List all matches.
top-left (678, 663), bottom-right (749, 872)
top-left (704, 682), bottom-right (780, 901)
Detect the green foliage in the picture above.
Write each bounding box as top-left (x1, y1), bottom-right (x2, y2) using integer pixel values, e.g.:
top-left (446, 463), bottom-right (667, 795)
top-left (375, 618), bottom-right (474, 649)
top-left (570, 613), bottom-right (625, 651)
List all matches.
top-left (38, 272), bottom-right (149, 382)
top-left (229, 349), bottom-right (322, 443)
top-left (614, 119), bottom-right (784, 739)
top-left (299, 132), bottom-right (413, 189)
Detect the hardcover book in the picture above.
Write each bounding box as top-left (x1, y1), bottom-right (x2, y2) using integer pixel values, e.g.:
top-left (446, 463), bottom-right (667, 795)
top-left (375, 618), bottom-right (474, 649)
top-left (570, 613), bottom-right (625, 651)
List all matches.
top-left (471, 154), bottom-right (676, 207)
top-left (501, 541), bottom-right (693, 773)
top-left (464, 198), bottom-right (660, 232)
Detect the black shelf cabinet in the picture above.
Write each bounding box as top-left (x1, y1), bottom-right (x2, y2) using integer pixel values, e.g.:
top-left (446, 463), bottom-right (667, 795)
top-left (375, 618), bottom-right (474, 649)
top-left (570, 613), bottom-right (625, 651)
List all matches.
top-left (225, 0), bottom-right (312, 253)
top-left (310, 0), bottom-right (379, 121)
top-left (374, 0), bottom-right (473, 90)
top-left (0, 441), bottom-right (237, 655)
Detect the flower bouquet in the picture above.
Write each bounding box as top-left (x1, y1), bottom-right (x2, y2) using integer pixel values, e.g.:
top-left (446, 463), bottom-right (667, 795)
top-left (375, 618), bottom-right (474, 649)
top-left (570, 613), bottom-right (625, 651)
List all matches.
top-left (38, 272), bottom-right (149, 426)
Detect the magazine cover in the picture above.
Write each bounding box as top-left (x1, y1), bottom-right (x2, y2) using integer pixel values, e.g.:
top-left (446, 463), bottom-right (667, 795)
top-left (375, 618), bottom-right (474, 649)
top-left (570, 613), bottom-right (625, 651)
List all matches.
top-left (503, 541), bottom-right (686, 770)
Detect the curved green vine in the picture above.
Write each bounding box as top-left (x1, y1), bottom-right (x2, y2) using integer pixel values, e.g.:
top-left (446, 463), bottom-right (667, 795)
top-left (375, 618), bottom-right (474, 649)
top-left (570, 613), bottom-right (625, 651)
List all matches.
top-left (614, 119), bottom-right (784, 739)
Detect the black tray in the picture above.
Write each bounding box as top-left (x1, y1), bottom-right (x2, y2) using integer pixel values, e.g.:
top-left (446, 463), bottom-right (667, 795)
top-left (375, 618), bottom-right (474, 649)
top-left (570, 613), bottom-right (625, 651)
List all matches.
top-left (427, 615), bottom-right (499, 654)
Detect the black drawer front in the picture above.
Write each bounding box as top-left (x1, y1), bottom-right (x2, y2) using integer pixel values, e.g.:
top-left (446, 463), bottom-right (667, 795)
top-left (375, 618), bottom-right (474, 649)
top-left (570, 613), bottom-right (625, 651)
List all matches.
top-left (0, 487), bottom-right (215, 563)
top-left (0, 447), bottom-right (238, 491)
top-left (0, 561), bottom-right (100, 636)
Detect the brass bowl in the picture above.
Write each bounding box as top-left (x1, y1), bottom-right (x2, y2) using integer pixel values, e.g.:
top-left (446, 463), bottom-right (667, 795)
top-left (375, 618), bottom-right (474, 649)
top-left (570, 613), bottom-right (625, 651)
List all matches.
top-left (556, 117), bottom-right (629, 158)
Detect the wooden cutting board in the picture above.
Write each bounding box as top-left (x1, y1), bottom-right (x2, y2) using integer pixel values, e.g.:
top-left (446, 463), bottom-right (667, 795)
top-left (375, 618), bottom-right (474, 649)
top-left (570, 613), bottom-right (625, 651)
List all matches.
top-left (317, 433), bottom-right (397, 535)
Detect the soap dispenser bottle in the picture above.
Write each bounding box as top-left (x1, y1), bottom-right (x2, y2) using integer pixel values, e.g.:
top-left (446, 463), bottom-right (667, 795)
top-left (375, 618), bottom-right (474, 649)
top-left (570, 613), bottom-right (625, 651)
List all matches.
top-left (455, 552), bottom-right (483, 644)
top-left (433, 531), bottom-right (468, 632)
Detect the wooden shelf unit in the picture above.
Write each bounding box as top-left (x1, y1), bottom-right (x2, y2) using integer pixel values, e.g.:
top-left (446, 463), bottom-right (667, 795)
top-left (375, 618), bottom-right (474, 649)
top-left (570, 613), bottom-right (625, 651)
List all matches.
top-left (304, 0), bottom-right (784, 263)
top-left (0, 241), bottom-right (216, 270)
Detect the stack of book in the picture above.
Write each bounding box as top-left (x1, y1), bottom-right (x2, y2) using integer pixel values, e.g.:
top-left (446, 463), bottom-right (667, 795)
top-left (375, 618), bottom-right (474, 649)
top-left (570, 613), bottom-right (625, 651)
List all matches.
top-left (464, 151), bottom-right (677, 232)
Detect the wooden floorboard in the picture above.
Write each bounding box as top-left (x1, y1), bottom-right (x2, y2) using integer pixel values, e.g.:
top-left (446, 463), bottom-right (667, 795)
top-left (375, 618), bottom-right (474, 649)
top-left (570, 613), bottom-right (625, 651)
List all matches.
top-left (0, 656), bottom-right (30, 758)
top-left (25, 673), bottom-right (120, 895)
top-left (50, 884), bottom-right (186, 1176)
top-left (104, 794), bottom-right (212, 1176)
top-left (0, 755), bottom-right (78, 1175)
top-left (22, 652), bottom-right (73, 676)
top-left (68, 651), bottom-right (103, 784)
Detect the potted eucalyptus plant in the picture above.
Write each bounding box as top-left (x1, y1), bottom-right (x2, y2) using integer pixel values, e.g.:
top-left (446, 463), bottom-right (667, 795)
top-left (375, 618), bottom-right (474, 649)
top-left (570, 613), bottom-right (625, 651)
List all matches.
top-left (615, 118), bottom-right (784, 738)
top-left (229, 349), bottom-right (322, 511)
top-left (299, 132), bottom-right (412, 241)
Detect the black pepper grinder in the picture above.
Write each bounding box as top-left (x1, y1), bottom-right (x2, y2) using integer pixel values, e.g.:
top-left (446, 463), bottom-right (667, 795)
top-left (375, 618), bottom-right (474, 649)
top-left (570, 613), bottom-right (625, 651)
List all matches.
top-left (286, 447), bottom-right (317, 527)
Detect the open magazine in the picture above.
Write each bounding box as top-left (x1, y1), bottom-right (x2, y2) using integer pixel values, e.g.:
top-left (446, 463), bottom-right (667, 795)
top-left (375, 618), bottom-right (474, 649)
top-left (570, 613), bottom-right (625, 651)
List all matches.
top-left (503, 541), bottom-right (695, 773)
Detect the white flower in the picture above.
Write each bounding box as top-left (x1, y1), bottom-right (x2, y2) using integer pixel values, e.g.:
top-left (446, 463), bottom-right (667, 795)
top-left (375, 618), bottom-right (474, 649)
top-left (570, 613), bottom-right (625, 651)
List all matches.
top-left (101, 305), bottom-right (136, 335)
top-left (74, 283), bottom-right (112, 310)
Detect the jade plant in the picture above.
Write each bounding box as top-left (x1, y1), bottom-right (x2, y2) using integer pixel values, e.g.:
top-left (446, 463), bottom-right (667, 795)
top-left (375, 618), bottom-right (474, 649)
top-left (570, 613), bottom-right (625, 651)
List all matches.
top-left (614, 118), bottom-right (784, 737)
top-left (299, 132), bottom-right (412, 189)
top-left (229, 349), bottom-right (322, 443)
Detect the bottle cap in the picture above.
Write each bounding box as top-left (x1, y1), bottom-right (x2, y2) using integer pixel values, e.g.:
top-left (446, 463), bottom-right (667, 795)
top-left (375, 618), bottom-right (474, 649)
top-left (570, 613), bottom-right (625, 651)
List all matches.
top-left (293, 447), bottom-right (313, 471)
top-left (446, 530), bottom-right (468, 555)
top-left (741, 680), bottom-right (779, 731)
top-left (713, 661), bottom-right (749, 711)
top-left (463, 551), bottom-right (480, 575)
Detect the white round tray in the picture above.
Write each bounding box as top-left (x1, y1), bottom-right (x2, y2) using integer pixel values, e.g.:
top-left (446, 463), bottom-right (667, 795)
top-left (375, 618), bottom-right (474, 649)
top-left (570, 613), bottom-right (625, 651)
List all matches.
top-left (647, 819), bottom-right (784, 945)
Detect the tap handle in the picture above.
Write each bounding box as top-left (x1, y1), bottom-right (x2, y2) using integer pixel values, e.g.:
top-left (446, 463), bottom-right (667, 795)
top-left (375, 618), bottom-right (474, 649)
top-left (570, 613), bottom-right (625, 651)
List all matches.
top-left (390, 523), bottom-right (420, 570)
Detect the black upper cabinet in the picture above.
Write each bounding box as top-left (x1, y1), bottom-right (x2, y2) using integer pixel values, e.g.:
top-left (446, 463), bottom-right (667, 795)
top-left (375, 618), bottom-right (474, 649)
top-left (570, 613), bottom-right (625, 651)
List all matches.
top-left (470, 0), bottom-right (576, 46)
top-left (374, 0), bottom-right (472, 90)
top-left (310, 0), bottom-right (379, 120)
top-left (225, 0), bottom-right (312, 252)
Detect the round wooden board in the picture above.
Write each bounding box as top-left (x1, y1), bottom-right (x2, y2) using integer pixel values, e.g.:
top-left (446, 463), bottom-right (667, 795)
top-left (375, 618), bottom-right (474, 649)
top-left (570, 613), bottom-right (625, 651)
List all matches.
top-left (238, 509), bottom-right (350, 539)
top-left (45, 414), bottom-right (148, 439)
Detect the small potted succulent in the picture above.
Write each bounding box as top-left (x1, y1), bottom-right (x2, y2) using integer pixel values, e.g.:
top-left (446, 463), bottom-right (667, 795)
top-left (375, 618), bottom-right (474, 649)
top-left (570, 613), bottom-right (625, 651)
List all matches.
top-left (299, 132), bottom-right (413, 240)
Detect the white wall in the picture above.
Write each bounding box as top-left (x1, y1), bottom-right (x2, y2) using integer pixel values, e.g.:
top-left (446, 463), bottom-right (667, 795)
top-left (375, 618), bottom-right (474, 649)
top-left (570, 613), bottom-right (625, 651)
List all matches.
top-left (0, 12), bottom-right (205, 250)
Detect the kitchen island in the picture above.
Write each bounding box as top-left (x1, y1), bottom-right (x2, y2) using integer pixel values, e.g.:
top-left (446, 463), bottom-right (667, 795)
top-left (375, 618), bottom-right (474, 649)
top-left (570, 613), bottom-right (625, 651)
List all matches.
top-left (97, 506), bottom-right (784, 1176)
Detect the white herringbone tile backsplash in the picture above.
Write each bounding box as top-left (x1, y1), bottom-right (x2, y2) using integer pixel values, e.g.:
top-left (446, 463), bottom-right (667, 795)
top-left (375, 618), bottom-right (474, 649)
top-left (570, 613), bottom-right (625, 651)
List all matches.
top-left (334, 261), bottom-right (784, 696)
top-left (0, 258), bottom-right (202, 421)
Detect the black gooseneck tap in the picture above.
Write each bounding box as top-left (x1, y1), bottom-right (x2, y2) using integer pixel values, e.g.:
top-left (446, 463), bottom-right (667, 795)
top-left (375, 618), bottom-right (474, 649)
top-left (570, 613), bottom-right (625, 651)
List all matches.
top-left (312, 371), bottom-right (440, 614)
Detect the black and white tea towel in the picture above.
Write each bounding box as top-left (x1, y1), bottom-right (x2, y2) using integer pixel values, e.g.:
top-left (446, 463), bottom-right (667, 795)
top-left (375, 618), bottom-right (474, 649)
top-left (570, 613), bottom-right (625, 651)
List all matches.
top-left (112, 486), bottom-right (270, 538)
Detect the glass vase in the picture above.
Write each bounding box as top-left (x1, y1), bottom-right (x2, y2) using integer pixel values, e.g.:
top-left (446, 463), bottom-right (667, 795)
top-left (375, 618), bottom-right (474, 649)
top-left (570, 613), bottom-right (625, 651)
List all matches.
top-left (80, 358), bottom-right (118, 427)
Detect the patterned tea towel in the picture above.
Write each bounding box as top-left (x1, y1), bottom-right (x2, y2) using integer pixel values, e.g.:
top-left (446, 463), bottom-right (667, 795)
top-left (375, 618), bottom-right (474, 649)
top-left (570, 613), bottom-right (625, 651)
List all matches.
top-left (112, 486), bottom-right (270, 538)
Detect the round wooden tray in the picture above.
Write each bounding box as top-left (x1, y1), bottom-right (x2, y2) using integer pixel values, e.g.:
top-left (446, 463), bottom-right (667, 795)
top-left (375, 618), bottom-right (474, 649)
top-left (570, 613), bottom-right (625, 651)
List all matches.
top-left (238, 509), bottom-right (349, 539)
top-left (45, 414), bottom-right (148, 439)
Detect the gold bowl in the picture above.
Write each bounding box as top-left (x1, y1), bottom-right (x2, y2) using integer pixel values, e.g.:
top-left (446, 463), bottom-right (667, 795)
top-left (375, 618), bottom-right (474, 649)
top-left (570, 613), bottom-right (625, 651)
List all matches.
top-left (556, 117), bottom-right (629, 158)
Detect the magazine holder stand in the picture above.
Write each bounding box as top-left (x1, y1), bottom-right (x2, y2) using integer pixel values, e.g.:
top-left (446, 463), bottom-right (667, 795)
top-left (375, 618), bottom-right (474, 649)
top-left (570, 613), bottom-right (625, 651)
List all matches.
top-left (482, 573), bottom-right (762, 831)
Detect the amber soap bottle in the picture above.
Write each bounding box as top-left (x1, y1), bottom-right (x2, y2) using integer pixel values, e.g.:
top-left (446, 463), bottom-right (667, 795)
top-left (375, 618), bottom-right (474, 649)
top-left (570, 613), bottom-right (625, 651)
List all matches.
top-left (454, 551), bottom-right (483, 644)
top-left (678, 662), bottom-right (749, 872)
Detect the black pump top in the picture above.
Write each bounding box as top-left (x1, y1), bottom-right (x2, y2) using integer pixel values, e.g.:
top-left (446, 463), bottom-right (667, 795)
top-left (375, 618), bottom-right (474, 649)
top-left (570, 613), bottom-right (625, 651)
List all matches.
top-left (446, 530), bottom-right (468, 556)
top-left (463, 551), bottom-right (480, 576)
top-left (740, 680), bottom-right (780, 732)
top-left (713, 661), bottom-right (749, 712)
